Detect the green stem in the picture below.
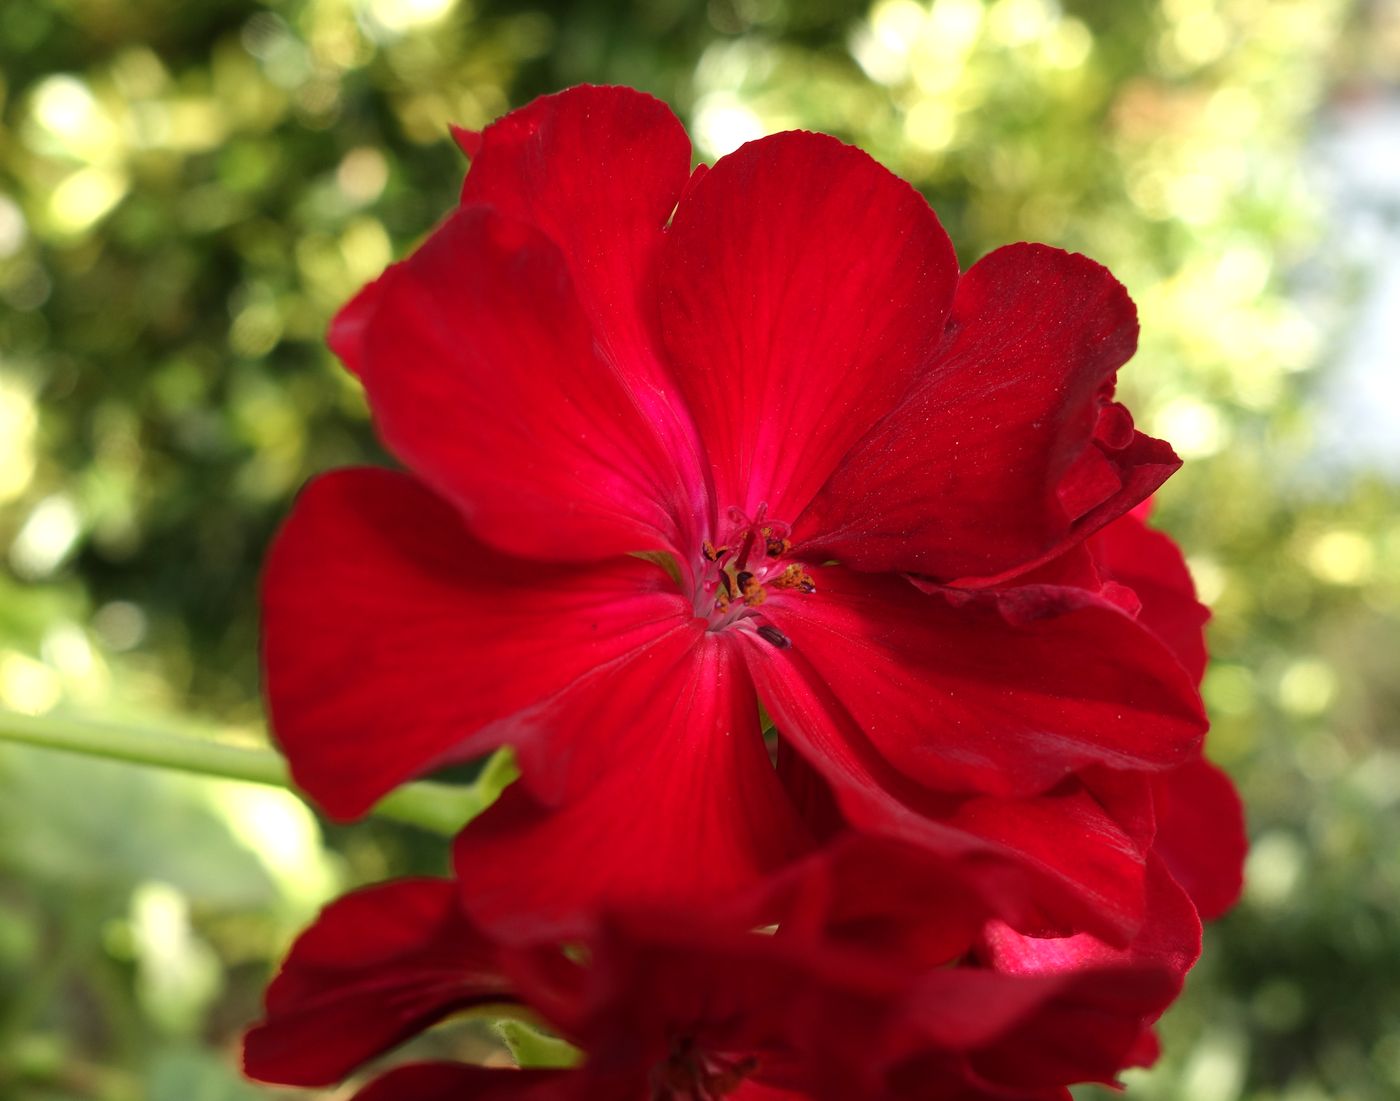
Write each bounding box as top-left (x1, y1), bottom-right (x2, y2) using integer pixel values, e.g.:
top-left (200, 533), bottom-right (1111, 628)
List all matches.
top-left (0, 709), bottom-right (504, 837)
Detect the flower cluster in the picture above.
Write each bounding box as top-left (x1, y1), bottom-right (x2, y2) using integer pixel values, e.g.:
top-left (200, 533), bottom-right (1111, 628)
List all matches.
top-left (245, 86), bottom-right (1245, 1100)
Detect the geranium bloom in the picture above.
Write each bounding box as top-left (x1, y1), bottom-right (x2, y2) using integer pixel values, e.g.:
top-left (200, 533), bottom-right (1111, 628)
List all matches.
top-left (244, 852), bottom-right (1202, 1101)
top-left (263, 85), bottom-right (1207, 939)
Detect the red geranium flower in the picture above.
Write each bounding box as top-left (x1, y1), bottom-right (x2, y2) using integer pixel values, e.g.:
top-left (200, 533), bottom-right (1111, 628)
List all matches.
top-left (244, 854), bottom-right (1200, 1101)
top-left (263, 85), bottom-right (1206, 937)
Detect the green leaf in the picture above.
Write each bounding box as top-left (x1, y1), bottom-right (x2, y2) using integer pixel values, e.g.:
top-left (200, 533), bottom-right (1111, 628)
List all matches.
top-left (496, 1019), bottom-right (582, 1070)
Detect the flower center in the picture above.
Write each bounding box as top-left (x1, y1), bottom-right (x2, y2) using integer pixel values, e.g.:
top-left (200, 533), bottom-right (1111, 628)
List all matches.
top-left (693, 504), bottom-right (815, 647)
top-left (651, 1036), bottom-right (758, 1101)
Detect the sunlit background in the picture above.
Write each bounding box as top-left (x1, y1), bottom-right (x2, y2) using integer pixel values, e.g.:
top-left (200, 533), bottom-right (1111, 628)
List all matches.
top-left (2, 0), bottom-right (1398, 1098)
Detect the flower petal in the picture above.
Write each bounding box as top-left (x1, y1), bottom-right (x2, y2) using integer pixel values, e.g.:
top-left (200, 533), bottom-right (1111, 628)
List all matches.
top-left (262, 468), bottom-right (693, 819)
top-left (244, 879), bottom-right (512, 1087)
top-left (760, 566), bottom-right (1204, 799)
top-left (660, 130), bottom-right (958, 523)
top-left (967, 858), bottom-right (1201, 1089)
top-left (453, 635), bottom-right (811, 940)
top-left (982, 856), bottom-right (1201, 981)
top-left (741, 633), bottom-right (1154, 945)
top-left (901, 962), bottom-right (1181, 1095)
top-left (459, 87), bottom-right (687, 395)
top-left (796, 244), bottom-right (1178, 582)
top-left (1152, 758), bottom-right (1246, 921)
top-left (345, 204), bottom-right (702, 561)
top-left (1088, 511), bottom-right (1210, 682)
top-left (458, 86), bottom-right (711, 546)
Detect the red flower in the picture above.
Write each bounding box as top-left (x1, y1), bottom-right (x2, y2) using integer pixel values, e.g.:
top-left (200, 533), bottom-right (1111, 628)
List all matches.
top-left (263, 85), bottom-right (1206, 937)
top-left (245, 857), bottom-right (1198, 1101)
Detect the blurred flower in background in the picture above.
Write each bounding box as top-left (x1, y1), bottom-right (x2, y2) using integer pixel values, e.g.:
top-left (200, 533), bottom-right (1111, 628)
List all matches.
top-left (0, 0), bottom-right (1397, 1099)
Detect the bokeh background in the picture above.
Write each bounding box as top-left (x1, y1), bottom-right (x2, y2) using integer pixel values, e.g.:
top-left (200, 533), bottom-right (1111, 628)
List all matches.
top-left (2, 0), bottom-right (1399, 1098)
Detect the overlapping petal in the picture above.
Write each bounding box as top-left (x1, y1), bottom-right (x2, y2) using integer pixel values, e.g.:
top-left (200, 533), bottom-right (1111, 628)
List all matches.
top-left (243, 879), bottom-right (514, 1087)
top-left (1152, 758), bottom-right (1246, 921)
top-left (1088, 509), bottom-right (1210, 681)
top-left (458, 86), bottom-right (711, 545)
top-left (458, 87), bottom-right (689, 397)
top-left (741, 632), bottom-right (1156, 945)
top-left (453, 634), bottom-right (811, 940)
top-left (797, 245), bottom-right (1178, 582)
top-left (660, 130), bottom-right (959, 522)
top-left (969, 858), bottom-right (1200, 1091)
top-left (262, 467), bottom-right (693, 819)
top-left (759, 566), bottom-right (1204, 799)
top-left (340, 205), bottom-right (700, 562)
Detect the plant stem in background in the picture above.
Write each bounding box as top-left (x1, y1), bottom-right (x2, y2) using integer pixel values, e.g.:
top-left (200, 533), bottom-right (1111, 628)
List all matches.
top-left (0, 709), bottom-right (513, 837)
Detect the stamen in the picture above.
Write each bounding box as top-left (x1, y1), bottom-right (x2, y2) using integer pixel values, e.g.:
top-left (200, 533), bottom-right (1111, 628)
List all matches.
top-left (736, 572), bottom-right (766, 606)
top-left (757, 625), bottom-right (790, 648)
top-left (770, 564), bottom-right (816, 593)
top-left (696, 508), bottom-right (810, 632)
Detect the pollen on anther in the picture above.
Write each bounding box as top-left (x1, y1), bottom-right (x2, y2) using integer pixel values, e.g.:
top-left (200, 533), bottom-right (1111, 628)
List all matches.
top-left (702, 540), bottom-right (730, 563)
top-left (737, 572), bottom-right (766, 606)
top-left (772, 564), bottom-right (816, 593)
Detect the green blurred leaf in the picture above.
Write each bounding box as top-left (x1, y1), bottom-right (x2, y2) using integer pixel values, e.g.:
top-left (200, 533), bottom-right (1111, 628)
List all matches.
top-left (497, 1018), bottom-right (582, 1070)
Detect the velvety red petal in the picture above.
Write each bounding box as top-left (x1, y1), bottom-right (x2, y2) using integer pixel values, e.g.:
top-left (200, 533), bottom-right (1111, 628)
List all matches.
top-left (352, 1064), bottom-right (570, 1101)
top-left (760, 566), bottom-right (1204, 799)
top-left (982, 857), bottom-right (1202, 982)
top-left (796, 245), bottom-right (1178, 582)
top-left (1152, 758), bottom-right (1246, 921)
top-left (457, 86), bottom-right (710, 547)
top-left (453, 635), bottom-right (811, 940)
top-left (1088, 512), bottom-right (1210, 683)
top-left (347, 204), bottom-right (704, 562)
top-left (244, 879), bottom-right (512, 1087)
top-left (262, 468), bottom-right (693, 819)
top-left (660, 130), bottom-right (958, 524)
top-left (966, 860), bottom-right (1200, 1089)
top-left (929, 965), bottom-right (1179, 1094)
top-left (741, 633), bottom-right (1153, 945)
top-left (731, 1085), bottom-right (813, 1101)
top-left (763, 835), bottom-right (1003, 971)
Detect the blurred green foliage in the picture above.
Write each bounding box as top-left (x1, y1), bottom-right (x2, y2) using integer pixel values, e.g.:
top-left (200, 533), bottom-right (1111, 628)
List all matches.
top-left (2, 0), bottom-right (1399, 1098)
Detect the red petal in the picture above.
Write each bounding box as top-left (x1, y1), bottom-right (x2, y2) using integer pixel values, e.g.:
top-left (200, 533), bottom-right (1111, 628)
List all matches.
top-left (660, 130), bottom-right (958, 522)
top-left (348, 204), bottom-right (704, 562)
top-left (763, 836), bottom-right (1001, 971)
top-left (353, 1064), bottom-right (569, 1101)
top-left (982, 857), bottom-right (1201, 982)
top-left (453, 635), bottom-right (811, 940)
top-left (1152, 758), bottom-right (1246, 921)
top-left (262, 468), bottom-right (693, 819)
top-left (760, 566), bottom-right (1204, 799)
top-left (967, 860), bottom-right (1201, 1089)
top-left (449, 123), bottom-right (483, 158)
top-left (459, 85), bottom-right (709, 538)
top-left (741, 634), bottom-right (1153, 945)
top-left (1088, 512), bottom-right (1210, 683)
top-left (244, 879), bottom-right (511, 1087)
top-left (797, 244), bottom-right (1178, 581)
top-left (906, 964), bottom-right (1180, 1094)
